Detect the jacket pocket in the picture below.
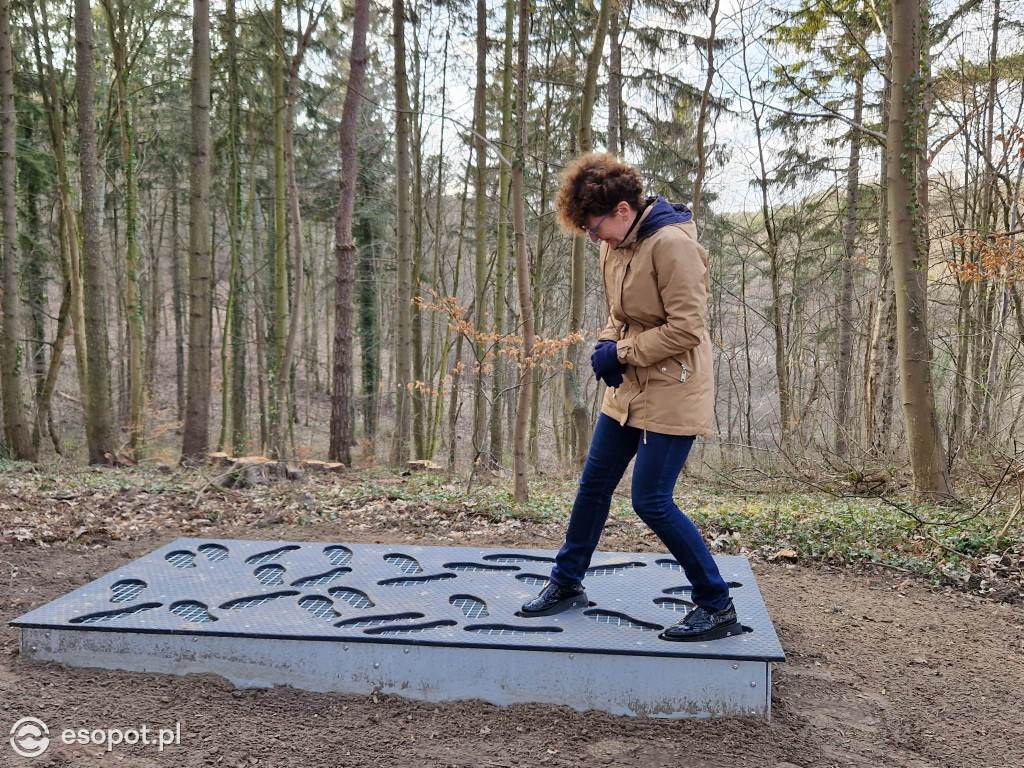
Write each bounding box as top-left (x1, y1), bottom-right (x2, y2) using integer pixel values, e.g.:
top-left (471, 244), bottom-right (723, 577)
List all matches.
top-left (651, 353), bottom-right (695, 384)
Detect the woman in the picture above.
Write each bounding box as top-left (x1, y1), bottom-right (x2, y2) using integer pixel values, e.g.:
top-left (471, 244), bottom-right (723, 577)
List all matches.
top-left (520, 152), bottom-right (739, 642)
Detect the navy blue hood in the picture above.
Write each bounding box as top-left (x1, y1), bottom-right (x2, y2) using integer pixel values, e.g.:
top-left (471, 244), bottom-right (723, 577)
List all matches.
top-left (635, 196), bottom-right (692, 242)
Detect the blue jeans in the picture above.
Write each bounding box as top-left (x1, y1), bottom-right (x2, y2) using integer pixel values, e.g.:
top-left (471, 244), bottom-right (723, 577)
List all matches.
top-left (549, 414), bottom-right (731, 611)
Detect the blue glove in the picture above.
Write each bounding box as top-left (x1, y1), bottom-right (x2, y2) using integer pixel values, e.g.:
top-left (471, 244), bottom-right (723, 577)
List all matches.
top-left (591, 341), bottom-right (626, 387)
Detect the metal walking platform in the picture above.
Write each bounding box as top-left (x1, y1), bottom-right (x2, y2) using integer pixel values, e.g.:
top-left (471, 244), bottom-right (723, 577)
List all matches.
top-left (12, 538), bottom-right (784, 718)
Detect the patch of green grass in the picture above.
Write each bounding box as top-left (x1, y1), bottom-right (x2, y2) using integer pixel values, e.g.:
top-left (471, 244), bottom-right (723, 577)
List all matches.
top-left (682, 490), bottom-right (1021, 586)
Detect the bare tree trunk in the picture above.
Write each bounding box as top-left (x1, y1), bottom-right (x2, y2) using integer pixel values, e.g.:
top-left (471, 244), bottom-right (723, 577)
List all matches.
top-left (835, 72), bottom-right (864, 459)
top-left (0, 0), bottom-right (35, 460)
top-left (226, 0), bottom-right (246, 454)
top-left (269, 0), bottom-right (288, 456)
top-left (329, 0), bottom-right (370, 465)
top-left (104, 0), bottom-right (145, 457)
top-left (978, 0), bottom-right (1002, 436)
top-left (170, 166), bottom-right (186, 423)
top-left (692, 0), bottom-right (719, 217)
top-left (563, 0), bottom-right (611, 464)
top-left (181, 0), bottom-right (212, 463)
top-left (741, 23), bottom-right (791, 451)
top-left (471, 0), bottom-right (489, 468)
top-left (490, 0), bottom-right (517, 469)
top-left (391, 0), bottom-right (414, 465)
top-left (888, 0), bottom-right (951, 498)
top-left (865, 50), bottom-right (894, 458)
top-left (607, 1), bottom-right (622, 155)
top-left (272, 2), bottom-right (326, 459)
top-left (30, 0), bottom-right (89, 425)
top-left (511, 0), bottom-right (533, 502)
top-left (75, 0), bottom-right (116, 465)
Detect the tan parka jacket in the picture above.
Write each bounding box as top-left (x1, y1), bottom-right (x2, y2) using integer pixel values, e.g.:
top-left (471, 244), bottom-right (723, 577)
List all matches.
top-left (596, 202), bottom-right (714, 438)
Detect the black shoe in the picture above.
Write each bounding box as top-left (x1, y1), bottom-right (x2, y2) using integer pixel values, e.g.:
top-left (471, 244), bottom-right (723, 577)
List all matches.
top-left (519, 581), bottom-right (587, 617)
top-left (659, 599), bottom-right (742, 642)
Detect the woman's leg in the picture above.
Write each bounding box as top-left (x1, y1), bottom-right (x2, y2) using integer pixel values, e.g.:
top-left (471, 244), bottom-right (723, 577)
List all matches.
top-left (548, 414), bottom-right (640, 585)
top-left (630, 433), bottom-right (731, 611)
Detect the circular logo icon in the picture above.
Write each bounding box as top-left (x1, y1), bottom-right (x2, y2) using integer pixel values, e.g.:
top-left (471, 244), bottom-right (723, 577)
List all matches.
top-left (10, 717), bottom-right (50, 758)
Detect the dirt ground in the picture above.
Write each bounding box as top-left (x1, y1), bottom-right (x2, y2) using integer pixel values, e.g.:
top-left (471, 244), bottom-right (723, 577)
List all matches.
top-left (2, 511), bottom-right (1023, 768)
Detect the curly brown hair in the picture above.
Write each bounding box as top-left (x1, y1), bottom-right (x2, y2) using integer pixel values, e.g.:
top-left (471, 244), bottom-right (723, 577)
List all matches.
top-left (554, 152), bottom-right (646, 233)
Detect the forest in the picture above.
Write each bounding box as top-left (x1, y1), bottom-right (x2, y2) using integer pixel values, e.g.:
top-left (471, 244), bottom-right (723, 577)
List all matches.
top-left (0, 0), bottom-right (1021, 503)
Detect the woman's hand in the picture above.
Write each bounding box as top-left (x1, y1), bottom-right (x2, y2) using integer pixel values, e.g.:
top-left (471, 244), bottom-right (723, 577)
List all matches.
top-left (591, 341), bottom-right (627, 387)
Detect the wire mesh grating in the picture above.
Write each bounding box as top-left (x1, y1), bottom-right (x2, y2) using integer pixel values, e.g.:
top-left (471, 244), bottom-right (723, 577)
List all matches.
top-left (323, 546), bottom-right (353, 567)
top-left (329, 587), bottom-right (374, 609)
top-left (198, 544), bottom-right (229, 561)
top-left (165, 551), bottom-right (196, 569)
top-left (170, 601), bottom-right (215, 623)
top-left (110, 580), bottom-right (146, 603)
top-left (246, 545), bottom-right (301, 566)
top-left (299, 596), bottom-right (339, 621)
top-left (585, 609), bottom-right (662, 632)
top-left (450, 596), bottom-right (489, 619)
top-left (254, 564), bottom-right (286, 585)
top-left (384, 554), bottom-right (423, 574)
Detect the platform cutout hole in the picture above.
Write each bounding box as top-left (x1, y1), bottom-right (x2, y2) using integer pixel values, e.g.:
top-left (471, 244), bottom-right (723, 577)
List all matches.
top-left (328, 587), bottom-right (374, 609)
top-left (291, 567), bottom-right (352, 588)
top-left (584, 609), bottom-right (663, 632)
top-left (198, 543), bottom-right (229, 561)
top-left (514, 573), bottom-right (549, 586)
top-left (299, 596), bottom-right (339, 622)
top-left (165, 550), bottom-right (196, 569)
top-left (465, 624), bottom-right (563, 636)
top-left (254, 564), bottom-right (286, 585)
top-left (170, 601), bottom-right (216, 623)
top-left (246, 545), bottom-right (300, 566)
top-left (654, 597), bottom-right (695, 612)
top-left (70, 603), bottom-right (162, 624)
top-left (586, 561), bottom-right (646, 576)
top-left (366, 619), bottom-right (457, 636)
top-left (483, 553), bottom-right (556, 564)
top-left (443, 562), bottom-right (520, 573)
top-left (335, 612), bottom-right (424, 629)
top-left (378, 572), bottom-right (456, 587)
top-left (450, 595), bottom-right (489, 618)
top-left (383, 554), bottom-right (423, 574)
top-left (110, 579), bottom-right (146, 603)
top-left (220, 590), bottom-right (299, 611)
top-left (662, 581), bottom-right (743, 595)
top-left (323, 545), bottom-right (353, 567)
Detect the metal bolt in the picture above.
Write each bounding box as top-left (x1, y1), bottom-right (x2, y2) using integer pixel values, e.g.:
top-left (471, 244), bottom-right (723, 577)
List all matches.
top-left (343, 645), bottom-right (348, 651)
top-left (750, 681), bottom-right (757, 688)
top-left (403, 648), bottom-right (410, 654)
top-left (568, 654), bottom-right (574, 660)
top-left (732, 664), bottom-right (739, 670)
top-left (373, 662), bottom-right (380, 669)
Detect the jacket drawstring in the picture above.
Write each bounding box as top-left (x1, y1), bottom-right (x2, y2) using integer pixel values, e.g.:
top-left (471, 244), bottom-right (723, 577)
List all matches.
top-left (642, 367), bottom-right (651, 444)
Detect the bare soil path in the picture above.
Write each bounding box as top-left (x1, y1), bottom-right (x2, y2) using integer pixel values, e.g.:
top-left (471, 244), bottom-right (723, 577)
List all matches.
top-left (2, 512), bottom-right (1022, 768)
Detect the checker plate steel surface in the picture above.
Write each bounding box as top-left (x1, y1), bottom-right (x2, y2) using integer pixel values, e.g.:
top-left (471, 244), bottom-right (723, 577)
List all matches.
top-left (11, 538), bottom-right (784, 662)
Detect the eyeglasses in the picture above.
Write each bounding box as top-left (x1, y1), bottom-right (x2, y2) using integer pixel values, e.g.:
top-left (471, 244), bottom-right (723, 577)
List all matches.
top-left (587, 211), bottom-right (613, 239)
